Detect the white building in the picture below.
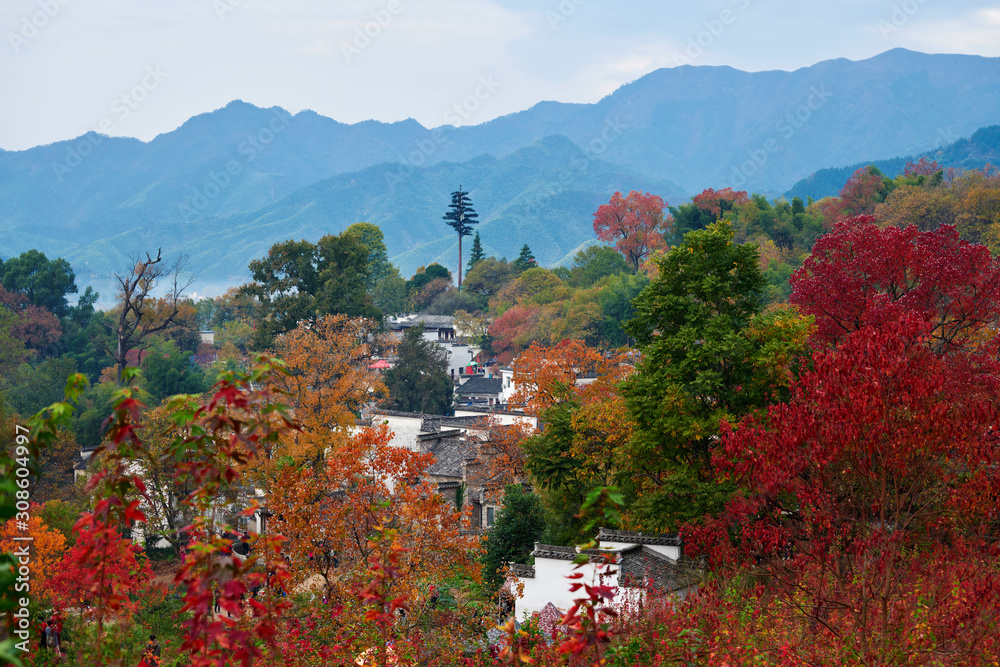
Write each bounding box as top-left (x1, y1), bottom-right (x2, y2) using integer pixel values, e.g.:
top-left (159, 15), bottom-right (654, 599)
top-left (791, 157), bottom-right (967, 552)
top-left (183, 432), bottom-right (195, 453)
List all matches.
top-left (509, 528), bottom-right (700, 621)
top-left (387, 314), bottom-right (481, 382)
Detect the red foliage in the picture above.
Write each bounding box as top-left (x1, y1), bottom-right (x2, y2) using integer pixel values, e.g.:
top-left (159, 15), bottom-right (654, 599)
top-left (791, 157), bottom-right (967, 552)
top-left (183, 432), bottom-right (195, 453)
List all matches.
top-left (789, 216), bottom-right (1000, 352)
top-left (489, 303), bottom-right (552, 364)
top-left (692, 187), bottom-right (750, 220)
top-left (592, 191), bottom-right (670, 272)
top-left (818, 167), bottom-right (887, 226)
top-left (39, 361), bottom-right (299, 666)
top-left (688, 315), bottom-right (1000, 662)
top-left (0, 285), bottom-right (61, 354)
top-left (904, 156), bottom-right (942, 177)
top-left (47, 523), bottom-right (152, 615)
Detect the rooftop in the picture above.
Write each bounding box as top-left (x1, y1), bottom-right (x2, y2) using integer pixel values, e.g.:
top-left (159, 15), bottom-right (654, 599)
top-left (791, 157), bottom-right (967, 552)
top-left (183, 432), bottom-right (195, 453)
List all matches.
top-left (387, 314), bottom-right (456, 330)
top-left (456, 376), bottom-right (503, 396)
top-left (598, 527), bottom-right (683, 547)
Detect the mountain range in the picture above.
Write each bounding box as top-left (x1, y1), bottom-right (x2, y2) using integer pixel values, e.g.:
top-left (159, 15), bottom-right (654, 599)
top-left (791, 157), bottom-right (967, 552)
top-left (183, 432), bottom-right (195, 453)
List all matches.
top-left (2, 48), bottom-right (1000, 299)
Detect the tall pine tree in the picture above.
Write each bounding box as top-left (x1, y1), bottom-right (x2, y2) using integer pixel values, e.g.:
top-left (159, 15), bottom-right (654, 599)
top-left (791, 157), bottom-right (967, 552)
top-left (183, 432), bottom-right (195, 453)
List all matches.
top-left (466, 231), bottom-right (485, 276)
top-left (513, 244), bottom-right (537, 272)
top-left (442, 186), bottom-right (479, 288)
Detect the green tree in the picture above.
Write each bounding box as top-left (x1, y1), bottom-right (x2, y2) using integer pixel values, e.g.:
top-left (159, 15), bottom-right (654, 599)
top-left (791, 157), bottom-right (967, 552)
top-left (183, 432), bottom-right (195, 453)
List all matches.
top-left (593, 271), bottom-right (648, 345)
top-left (426, 288), bottom-right (480, 316)
top-left (0, 309), bottom-right (28, 379)
top-left (3, 356), bottom-right (78, 418)
top-left (345, 222), bottom-right (393, 291)
top-left (0, 249), bottom-right (78, 317)
top-left (383, 325), bottom-right (454, 415)
top-left (141, 340), bottom-right (209, 404)
top-left (621, 221), bottom-right (811, 530)
top-left (512, 244), bottom-right (537, 273)
top-left (568, 245), bottom-right (629, 288)
top-left (241, 232), bottom-right (380, 349)
top-left (59, 310), bottom-right (115, 382)
top-left (466, 231), bottom-right (485, 276)
top-left (372, 267), bottom-right (409, 316)
top-left (481, 484), bottom-right (546, 590)
top-left (406, 263), bottom-right (452, 298)
top-left (442, 186), bottom-right (479, 288)
top-left (462, 258), bottom-right (515, 310)
top-left (70, 286), bottom-right (99, 327)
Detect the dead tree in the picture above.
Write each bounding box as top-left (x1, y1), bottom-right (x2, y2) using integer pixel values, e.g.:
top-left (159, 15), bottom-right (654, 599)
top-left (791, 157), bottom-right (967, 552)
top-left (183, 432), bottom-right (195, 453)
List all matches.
top-left (106, 249), bottom-right (193, 385)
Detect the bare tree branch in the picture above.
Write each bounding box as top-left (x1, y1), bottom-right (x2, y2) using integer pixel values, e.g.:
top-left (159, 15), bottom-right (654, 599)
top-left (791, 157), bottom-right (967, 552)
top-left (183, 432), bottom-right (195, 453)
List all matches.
top-left (104, 249), bottom-right (194, 385)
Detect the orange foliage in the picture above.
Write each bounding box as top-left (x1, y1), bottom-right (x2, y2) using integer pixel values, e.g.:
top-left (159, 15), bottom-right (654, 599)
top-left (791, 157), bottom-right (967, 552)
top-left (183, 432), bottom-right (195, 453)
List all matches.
top-left (513, 340), bottom-right (635, 491)
top-left (269, 424), bottom-right (484, 649)
top-left (270, 315), bottom-right (388, 466)
top-left (511, 339), bottom-right (632, 415)
top-left (472, 417), bottom-right (536, 501)
top-left (0, 507), bottom-right (67, 593)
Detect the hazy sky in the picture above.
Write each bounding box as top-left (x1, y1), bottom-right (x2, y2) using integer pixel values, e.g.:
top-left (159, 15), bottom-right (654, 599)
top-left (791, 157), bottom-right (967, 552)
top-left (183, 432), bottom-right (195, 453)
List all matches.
top-left (3, 0), bottom-right (999, 151)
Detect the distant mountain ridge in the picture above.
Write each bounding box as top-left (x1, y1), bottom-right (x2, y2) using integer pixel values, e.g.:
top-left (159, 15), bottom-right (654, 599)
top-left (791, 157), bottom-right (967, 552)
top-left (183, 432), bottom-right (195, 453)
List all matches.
top-left (786, 125), bottom-right (1000, 201)
top-left (2, 48), bottom-right (1000, 296)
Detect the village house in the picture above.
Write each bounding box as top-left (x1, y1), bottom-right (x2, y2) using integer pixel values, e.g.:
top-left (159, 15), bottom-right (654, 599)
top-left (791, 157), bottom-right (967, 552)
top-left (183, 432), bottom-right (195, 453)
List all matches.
top-left (508, 528), bottom-right (701, 621)
top-left (387, 313), bottom-right (481, 382)
top-left (365, 407), bottom-right (537, 529)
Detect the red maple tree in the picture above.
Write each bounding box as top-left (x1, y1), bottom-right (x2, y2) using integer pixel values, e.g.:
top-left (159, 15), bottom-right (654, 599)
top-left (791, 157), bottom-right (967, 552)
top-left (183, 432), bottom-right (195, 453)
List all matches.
top-left (592, 191), bottom-right (670, 273)
top-left (789, 215), bottom-right (1000, 352)
top-left (818, 166), bottom-right (887, 225)
top-left (692, 186), bottom-right (750, 220)
top-left (47, 525), bottom-right (153, 615)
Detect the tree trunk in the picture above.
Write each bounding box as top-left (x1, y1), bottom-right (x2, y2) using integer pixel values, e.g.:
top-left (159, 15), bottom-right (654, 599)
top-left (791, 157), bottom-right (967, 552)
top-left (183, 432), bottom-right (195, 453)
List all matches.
top-left (457, 233), bottom-right (464, 288)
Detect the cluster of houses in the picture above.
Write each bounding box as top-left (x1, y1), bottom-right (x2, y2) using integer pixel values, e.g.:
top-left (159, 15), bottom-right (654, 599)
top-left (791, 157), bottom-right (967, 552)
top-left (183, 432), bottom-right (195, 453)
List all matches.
top-left (369, 314), bottom-right (700, 619)
top-left (83, 312), bottom-right (698, 623)
top-left (384, 314), bottom-right (513, 407)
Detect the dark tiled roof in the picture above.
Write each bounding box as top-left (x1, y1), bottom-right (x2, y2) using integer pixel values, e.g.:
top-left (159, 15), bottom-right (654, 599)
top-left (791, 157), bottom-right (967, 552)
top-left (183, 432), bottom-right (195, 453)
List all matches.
top-left (531, 544), bottom-right (617, 562)
top-left (597, 527), bottom-right (682, 547)
top-left (425, 438), bottom-right (477, 478)
top-left (532, 544), bottom-right (578, 560)
top-left (421, 415), bottom-right (490, 432)
top-left (455, 406), bottom-right (531, 417)
top-left (509, 563), bottom-right (535, 578)
top-left (619, 546), bottom-right (700, 592)
top-left (388, 314), bottom-right (455, 330)
top-left (369, 408), bottom-right (453, 420)
top-left (417, 428), bottom-right (465, 442)
top-left (457, 377), bottom-right (503, 396)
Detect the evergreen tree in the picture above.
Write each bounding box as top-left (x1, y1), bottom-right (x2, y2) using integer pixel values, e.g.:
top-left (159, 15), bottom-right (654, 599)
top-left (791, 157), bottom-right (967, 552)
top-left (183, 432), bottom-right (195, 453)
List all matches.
top-left (513, 244), bottom-right (537, 273)
top-left (465, 232), bottom-right (485, 276)
top-left (383, 325), bottom-right (454, 415)
top-left (481, 484), bottom-right (546, 590)
top-left (442, 186), bottom-right (479, 288)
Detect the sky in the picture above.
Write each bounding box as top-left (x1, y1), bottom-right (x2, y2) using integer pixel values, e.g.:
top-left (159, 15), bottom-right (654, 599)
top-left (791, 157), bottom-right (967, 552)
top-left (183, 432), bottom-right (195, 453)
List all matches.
top-left (3, 0), bottom-right (1000, 151)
